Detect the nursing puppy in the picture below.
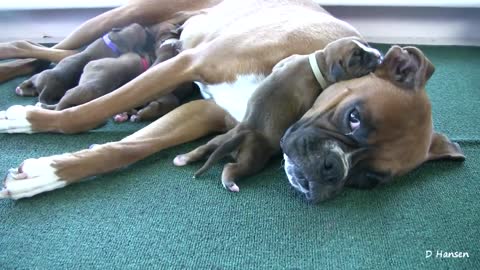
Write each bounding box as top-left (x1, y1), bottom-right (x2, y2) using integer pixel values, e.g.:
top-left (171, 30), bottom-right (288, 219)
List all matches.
top-left (115, 22), bottom-right (195, 122)
top-left (44, 53), bottom-right (151, 111)
top-left (175, 37), bottom-right (382, 191)
top-left (16, 23), bottom-right (149, 105)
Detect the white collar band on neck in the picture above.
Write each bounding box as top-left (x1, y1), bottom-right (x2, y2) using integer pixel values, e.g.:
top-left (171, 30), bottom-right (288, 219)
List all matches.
top-left (308, 53), bottom-right (327, 89)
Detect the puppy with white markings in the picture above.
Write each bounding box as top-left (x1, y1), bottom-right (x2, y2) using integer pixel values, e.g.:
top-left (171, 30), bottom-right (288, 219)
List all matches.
top-left (175, 37), bottom-right (382, 192)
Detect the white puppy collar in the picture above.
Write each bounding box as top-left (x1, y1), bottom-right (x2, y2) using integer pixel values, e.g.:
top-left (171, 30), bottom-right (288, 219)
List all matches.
top-left (308, 53), bottom-right (327, 89)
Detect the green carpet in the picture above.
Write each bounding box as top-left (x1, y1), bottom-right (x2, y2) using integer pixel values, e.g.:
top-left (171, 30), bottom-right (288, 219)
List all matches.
top-left (0, 45), bottom-right (479, 269)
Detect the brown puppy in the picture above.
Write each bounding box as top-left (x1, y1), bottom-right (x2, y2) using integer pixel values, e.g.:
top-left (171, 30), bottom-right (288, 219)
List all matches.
top-left (44, 53), bottom-right (151, 111)
top-left (175, 37), bottom-right (382, 191)
top-left (16, 23), bottom-right (149, 106)
top-left (116, 22), bottom-right (195, 123)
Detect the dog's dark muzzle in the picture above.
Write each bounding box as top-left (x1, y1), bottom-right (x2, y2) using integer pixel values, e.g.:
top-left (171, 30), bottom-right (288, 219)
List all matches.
top-left (280, 124), bottom-right (351, 202)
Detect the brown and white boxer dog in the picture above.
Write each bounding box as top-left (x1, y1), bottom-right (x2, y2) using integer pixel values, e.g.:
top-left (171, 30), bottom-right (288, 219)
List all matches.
top-left (0, 0), bottom-right (465, 201)
top-left (175, 37), bottom-right (382, 192)
top-left (280, 46), bottom-right (465, 202)
top-left (16, 23), bottom-right (149, 106)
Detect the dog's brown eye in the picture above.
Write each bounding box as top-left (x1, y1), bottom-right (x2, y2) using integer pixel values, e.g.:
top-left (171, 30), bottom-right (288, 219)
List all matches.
top-left (349, 109), bottom-right (361, 131)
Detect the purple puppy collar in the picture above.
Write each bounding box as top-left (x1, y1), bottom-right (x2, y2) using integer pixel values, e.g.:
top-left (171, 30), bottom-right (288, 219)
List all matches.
top-left (102, 34), bottom-right (122, 56)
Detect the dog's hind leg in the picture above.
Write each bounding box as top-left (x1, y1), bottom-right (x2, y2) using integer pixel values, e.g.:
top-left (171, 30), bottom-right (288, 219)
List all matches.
top-left (0, 48), bottom-right (206, 134)
top-left (173, 133), bottom-right (232, 166)
top-left (0, 99), bottom-right (237, 199)
top-left (220, 138), bottom-right (275, 192)
top-left (0, 41), bottom-right (77, 63)
top-left (0, 0), bottom-right (220, 82)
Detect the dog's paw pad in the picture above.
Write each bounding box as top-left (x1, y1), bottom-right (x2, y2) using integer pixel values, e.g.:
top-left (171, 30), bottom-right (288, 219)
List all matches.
top-left (113, 112), bottom-right (130, 123)
top-left (129, 114), bottom-right (140, 122)
top-left (173, 155), bottom-right (189, 166)
top-left (223, 182), bottom-right (240, 192)
top-left (15, 87), bottom-right (23, 96)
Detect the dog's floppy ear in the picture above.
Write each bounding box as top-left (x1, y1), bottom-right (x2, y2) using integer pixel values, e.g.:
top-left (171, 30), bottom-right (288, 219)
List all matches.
top-left (378, 45), bottom-right (435, 90)
top-left (427, 132), bottom-right (465, 161)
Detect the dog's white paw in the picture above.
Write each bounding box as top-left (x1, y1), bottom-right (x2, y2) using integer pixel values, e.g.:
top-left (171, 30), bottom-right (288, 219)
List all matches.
top-left (0, 157), bottom-right (66, 199)
top-left (0, 105), bottom-right (34, 133)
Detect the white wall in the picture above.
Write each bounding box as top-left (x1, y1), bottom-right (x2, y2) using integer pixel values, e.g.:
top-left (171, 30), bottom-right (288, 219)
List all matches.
top-left (0, 4), bottom-right (478, 46)
top-left (2, 0), bottom-right (479, 9)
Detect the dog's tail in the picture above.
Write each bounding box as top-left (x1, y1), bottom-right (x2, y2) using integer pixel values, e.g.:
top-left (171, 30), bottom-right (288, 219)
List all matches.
top-left (194, 130), bottom-right (249, 177)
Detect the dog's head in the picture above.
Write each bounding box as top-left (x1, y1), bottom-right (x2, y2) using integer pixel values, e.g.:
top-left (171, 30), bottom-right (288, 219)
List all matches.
top-left (321, 37), bottom-right (382, 83)
top-left (108, 23), bottom-right (149, 53)
top-left (281, 45), bottom-right (465, 203)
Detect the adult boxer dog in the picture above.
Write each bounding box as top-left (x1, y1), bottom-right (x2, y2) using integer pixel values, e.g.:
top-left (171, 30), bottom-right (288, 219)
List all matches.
top-left (175, 37), bottom-right (382, 192)
top-left (15, 23), bottom-right (149, 106)
top-left (0, 0), bottom-right (464, 200)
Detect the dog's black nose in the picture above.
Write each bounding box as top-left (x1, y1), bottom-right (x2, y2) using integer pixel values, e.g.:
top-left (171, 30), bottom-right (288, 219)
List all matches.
top-left (322, 152), bottom-right (344, 182)
top-left (362, 51), bottom-right (380, 70)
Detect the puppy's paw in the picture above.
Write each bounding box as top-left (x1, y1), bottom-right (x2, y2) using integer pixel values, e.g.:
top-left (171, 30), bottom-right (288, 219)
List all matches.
top-left (0, 105), bottom-right (34, 133)
top-left (15, 79), bottom-right (38, 97)
top-left (129, 114), bottom-right (141, 122)
top-left (222, 180), bottom-right (240, 192)
top-left (1, 157), bottom-right (66, 199)
top-left (113, 112), bottom-right (130, 123)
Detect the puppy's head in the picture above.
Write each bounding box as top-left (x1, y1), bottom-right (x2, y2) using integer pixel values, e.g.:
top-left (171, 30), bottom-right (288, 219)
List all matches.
top-left (281, 45), bottom-right (464, 203)
top-left (108, 23), bottom-right (149, 53)
top-left (321, 37), bottom-right (383, 83)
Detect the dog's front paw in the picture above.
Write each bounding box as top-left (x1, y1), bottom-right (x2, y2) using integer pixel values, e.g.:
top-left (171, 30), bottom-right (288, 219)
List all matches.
top-left (0, 105), bottom-right (34, 133)
top-left (15, 77), bottom-right (38, 96)
top-left (1, 157), bottom-right (67, 199)
top-left (113, 112), bottom-right (130, 123)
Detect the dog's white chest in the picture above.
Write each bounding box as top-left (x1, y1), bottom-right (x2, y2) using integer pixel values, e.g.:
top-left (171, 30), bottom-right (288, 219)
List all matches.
top-left (195, 74), bottom-right (265, 122)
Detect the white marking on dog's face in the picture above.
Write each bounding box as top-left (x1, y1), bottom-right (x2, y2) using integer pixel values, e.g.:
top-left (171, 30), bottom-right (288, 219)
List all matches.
top-left (324, 141), bottom-right (350, 181)
top-left (283, 141), bottom-right (353, 200)
top-left (0, 105), bottom-right (34, 134)
top-left (159, 38), bottom-right (178, 48)
top-left (195, 74), bottom-right (266, 122)
top-left (0, 156), bottom-right (66, 199)
top-left (352, 40), bottom-right (382, 59)
top-left (283, 154), bottom-right (308, 194)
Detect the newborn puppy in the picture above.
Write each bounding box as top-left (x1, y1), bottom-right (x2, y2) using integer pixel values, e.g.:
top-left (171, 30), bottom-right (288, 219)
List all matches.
top-left (16, 23), bottom-right (149, 105)
top-left (149, 21), bottom-right (181, 66)
top-left (43, 53), bottom-right (151, 111)
top-left (175, 37), bottom-right (382, 191)
top-left (114, 22), bottom-right (195, 123)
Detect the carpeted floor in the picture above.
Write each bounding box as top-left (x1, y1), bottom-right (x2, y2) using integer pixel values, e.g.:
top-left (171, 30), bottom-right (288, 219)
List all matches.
top-left (0, 44), bottom-right (479, 269)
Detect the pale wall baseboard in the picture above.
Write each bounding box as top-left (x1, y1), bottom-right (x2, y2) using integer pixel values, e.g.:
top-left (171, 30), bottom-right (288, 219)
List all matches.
top-left (0, 6), bottom-right (478, 46)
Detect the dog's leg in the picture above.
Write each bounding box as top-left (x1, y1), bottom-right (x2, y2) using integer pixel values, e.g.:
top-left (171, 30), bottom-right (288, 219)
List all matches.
top-left (0, 0), bottom-right (219, 82)
top-left (130, 94), bottom-right (180, 122)
top-left (220, 150), bottom-right (273, 192)
top-left (173, 133), bottom-right (232, 166)
top-left (0, 59), bottom-right (50, 84)
top-left (0, 99), bottom-right (236, 199)
top-left (0, 41), bottom-right (77, 63)
top-left (0, 47), bottom-right (214, 134)
top-left (54, 86), bottom-right (98, 111)
top-left (0, 6), bottom-right (137, 83)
